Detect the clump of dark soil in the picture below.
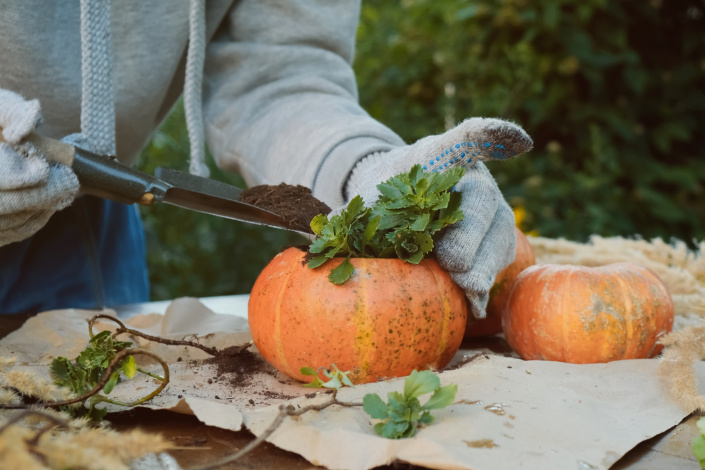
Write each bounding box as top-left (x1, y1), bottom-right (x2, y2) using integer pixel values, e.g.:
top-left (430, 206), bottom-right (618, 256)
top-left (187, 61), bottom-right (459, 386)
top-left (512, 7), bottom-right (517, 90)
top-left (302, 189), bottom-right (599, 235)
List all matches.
top-left (241, 183), bottom-right (331, 233)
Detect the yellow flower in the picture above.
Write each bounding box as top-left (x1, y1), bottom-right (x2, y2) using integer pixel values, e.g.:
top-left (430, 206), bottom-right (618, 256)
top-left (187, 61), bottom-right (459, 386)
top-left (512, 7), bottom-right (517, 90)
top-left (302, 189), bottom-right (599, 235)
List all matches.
top-left (512, 206), bottom-right (538, 236)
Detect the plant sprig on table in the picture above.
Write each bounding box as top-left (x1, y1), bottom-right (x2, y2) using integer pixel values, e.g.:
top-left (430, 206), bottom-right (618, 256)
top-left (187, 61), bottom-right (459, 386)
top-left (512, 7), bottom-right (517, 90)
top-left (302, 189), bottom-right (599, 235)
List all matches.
top-left (363, 370), bottom-right (457, 439)
top-left (308, 164), bottom-right (465, 284)
top-left (300, 364), bottom-right (354, 389)
top-left (51, 330), bottom-right (141, 421)
top-left (48, 313), bottom-right (245, 422)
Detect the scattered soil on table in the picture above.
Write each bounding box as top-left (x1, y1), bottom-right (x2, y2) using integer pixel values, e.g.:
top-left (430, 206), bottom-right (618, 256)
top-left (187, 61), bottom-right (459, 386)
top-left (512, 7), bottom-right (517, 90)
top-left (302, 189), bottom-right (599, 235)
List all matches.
top-left (204, 348), bottom-right (264, 388)
top-left (201, 347), bottom-right (297, 400)
top-left (241, 183), bottom-right (331, 233)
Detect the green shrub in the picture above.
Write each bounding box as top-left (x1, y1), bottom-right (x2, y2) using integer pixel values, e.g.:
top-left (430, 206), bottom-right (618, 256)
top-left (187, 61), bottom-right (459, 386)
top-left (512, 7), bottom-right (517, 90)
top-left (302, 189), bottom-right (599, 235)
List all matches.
top-left (356, 0), bottom-right (705, 243)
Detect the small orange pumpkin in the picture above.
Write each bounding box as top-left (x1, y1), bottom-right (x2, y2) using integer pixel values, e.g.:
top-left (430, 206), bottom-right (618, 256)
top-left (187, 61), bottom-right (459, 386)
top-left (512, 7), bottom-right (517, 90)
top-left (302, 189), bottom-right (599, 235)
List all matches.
top-left (248, 247), bottom-right (467, 384)
top-left (464, 227), bottom-right (536, 337)
top-left (502, 263), bottom-right (674, 363)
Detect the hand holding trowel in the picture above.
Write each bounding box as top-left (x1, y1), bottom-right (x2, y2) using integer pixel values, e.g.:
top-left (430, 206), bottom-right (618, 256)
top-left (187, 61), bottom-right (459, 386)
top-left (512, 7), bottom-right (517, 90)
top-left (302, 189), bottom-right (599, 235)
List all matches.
top-left (0, 128), bottom-right (311, 236)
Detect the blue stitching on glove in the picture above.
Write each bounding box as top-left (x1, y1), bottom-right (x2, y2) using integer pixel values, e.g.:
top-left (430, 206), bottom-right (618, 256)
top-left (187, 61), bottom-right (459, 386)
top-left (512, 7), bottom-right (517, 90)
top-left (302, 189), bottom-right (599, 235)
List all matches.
top-left (421, 138), bottom-right (512, 173)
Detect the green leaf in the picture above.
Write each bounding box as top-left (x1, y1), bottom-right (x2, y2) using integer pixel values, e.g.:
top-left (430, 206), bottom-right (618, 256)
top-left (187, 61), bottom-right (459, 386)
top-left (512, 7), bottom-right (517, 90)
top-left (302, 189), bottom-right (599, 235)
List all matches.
top-left (363, 215), bottom-right (381, 243)
top-left (310, 214), bottom-right (328, 235)
top-left (103, 370), bottom-right (120, 394)
top-left (385, 198), bottom-right (417, 210)
top-left (328, 257), bottom-right (355, 284)
top-left (50, 357), bottom-right (71, 384)
top-left (89, 330), bottom-right (112, 344)
top-left (340, 371), bottom-right (354, 387)
top-left (414, 232), bottom-right (434, 254)
top-left (430, 192), bottom-right (450, 211)
top-left (386, 392), bottom-right (408, 421)
top-left (51, 357), bottom-right (88, 395)
top-left (427, 168), bottom-right (464, 194)
top-left (123, 355), bottom-right (137, 379)
top-left (308, 237), bottom-right (331, 254)
top-left (400, 238), bottom-right (419, 253)
top-left (422, 384), bottom-right (458, 410)
top-left (394, 420), bottom-right (411, 435)
top-left (418, 412), bottom-right (435, 424)
top-left (408, 164), bottom-right (424, 185)
top-left (324, 244), bottom-right (343, 259)
top-left (376, 212), bottom-right (410, 231)
top-left (443, 192), bottom-right (463, 219)
top-left (300, 367), bottom-right (317, 376)
top-left (302, 377), bottom-right (325, 388)
top-left (693, 429), bottom-right (705, 468)
top-left (377, 182), bottom-right (403, 201)
top-left (410, 213), bottom-right (430, 231)
top-left (401, 422), bottom-right (418, 438)
top-left (322, 375), bottom-right (342, 389)
top-left (404, 370), bottom-right (440, 398)
top-left (307, 255), bottom-right (329, 269)
top-left (363, 393), bottom-right (389, 420)
top-left (346, 195), bottom-right (365, 218)
top-left (415, 177), bottom-right (429, 198)
top-left (381, 420), bottom-right (402, 439)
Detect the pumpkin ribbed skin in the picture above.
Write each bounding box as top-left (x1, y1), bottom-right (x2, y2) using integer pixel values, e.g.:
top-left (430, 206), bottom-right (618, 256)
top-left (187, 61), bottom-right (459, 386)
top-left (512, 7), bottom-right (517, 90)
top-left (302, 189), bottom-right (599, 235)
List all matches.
top-left (502, 263), bottom-right (674, 363)
top-left (465, 227), bottom-right (536, 337)
top-left (248, 247), bottom-right (467, 384)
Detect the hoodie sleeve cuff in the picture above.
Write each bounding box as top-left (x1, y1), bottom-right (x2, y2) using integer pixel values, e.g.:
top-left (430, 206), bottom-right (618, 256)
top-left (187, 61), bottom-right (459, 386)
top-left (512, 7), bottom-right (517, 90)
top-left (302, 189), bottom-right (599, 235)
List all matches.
top-left (311, 135), bottom-right (403, 209)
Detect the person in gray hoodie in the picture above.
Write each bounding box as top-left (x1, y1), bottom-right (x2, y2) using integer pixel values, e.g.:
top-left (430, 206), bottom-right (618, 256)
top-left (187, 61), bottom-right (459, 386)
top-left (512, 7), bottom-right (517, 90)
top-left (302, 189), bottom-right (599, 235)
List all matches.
top-left (0, 0), bottom-right (532, 317)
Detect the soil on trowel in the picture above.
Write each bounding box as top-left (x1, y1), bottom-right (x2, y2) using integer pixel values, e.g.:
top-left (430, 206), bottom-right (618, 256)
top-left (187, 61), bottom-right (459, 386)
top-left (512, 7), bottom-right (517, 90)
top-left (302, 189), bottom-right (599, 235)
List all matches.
top-left (241, 183), bottom-right (331, 233)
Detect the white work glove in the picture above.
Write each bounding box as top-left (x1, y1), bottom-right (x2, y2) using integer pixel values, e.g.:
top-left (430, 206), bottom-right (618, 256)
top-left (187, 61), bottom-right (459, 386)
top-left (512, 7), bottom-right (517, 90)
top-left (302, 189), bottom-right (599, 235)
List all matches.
top-left (345, 117), bottom-right (533, 319)
top-left (0, 89), bottom-right (79, 247)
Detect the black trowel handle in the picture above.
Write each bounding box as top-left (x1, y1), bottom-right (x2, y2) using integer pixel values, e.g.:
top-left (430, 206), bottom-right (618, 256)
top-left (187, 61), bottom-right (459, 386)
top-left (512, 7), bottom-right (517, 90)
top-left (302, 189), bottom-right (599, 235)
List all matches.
top-left (70, 149), bottom-right (170, 205)
top-left (0, 127), bottom-right (169, 206)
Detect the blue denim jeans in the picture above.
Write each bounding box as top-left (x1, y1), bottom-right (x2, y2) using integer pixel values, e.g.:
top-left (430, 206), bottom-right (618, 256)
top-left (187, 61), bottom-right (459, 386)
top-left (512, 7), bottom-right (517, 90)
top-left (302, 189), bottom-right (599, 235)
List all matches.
top-left (0, 196), bottom-right (149, 315)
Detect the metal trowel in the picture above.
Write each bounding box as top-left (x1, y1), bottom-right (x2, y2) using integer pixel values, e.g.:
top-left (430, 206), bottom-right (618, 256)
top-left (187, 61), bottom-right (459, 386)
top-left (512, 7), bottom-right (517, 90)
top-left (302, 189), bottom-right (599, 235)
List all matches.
top-left (0, 130), bottom-right (311, 237)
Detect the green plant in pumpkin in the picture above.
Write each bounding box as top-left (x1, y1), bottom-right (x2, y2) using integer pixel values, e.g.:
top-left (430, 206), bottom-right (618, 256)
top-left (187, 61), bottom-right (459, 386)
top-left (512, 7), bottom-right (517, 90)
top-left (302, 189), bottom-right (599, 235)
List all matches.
top-left (307, 164), bottom-right (465, 284)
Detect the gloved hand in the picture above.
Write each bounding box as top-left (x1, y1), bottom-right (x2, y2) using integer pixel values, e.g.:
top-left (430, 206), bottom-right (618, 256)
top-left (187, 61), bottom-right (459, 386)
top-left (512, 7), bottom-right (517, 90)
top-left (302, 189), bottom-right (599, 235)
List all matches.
top-left (345, 117), bottom-right (533, 318)
top-left (0, 89), bottom-right (79, 247)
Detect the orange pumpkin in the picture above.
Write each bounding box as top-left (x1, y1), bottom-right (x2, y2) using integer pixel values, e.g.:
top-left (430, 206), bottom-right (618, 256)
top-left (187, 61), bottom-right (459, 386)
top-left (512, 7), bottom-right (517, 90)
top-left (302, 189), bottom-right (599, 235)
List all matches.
top-left (464, 227), bottom-right (536, 337)
top-left (248, 247), bottom-right (467, 384)
top-left (502, 263), bottom-right (674, 363)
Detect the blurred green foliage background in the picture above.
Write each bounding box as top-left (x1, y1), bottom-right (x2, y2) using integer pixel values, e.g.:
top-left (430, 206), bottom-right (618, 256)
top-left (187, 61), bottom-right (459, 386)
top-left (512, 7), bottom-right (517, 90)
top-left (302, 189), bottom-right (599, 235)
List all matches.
top-left (138, 0), bottom-right (705, 301)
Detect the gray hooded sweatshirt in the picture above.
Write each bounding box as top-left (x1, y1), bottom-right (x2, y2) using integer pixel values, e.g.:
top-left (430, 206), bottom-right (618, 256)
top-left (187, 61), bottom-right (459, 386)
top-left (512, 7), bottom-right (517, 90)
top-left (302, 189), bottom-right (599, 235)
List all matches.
top-left (0, 0), bottom-right (405, 208)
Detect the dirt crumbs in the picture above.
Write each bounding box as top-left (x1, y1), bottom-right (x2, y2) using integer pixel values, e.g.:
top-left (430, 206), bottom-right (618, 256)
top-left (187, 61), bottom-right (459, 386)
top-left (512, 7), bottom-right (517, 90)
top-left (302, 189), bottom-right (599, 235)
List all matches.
top-left (201, 348), bottom-right (296, 400)
top-left (204, 348), bottom-right (264, 387)
top-left (241, 183), bottom-right (331, 233)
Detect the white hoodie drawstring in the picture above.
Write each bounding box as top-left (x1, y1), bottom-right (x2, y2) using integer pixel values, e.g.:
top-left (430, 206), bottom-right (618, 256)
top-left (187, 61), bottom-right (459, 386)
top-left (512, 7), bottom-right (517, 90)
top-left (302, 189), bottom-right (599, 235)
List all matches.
top-left (184, 0), bottom-right (209, 177)
top-left (79, 0), bottom-right (116, 157)
top-left (79, 0), bottom-right (209, 178)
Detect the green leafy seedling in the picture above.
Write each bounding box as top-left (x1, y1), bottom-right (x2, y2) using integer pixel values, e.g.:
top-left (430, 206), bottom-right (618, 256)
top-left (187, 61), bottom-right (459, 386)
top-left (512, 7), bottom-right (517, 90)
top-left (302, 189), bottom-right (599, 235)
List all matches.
top-left (363, 370), bottom-right (457, 439)
top-left (308, 165), bottom-right (465, 284)
top-left (51, 331), bottom-right (143, 421)
top-left (300, 364), bottom-right (354, 389)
